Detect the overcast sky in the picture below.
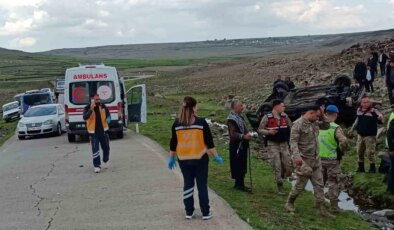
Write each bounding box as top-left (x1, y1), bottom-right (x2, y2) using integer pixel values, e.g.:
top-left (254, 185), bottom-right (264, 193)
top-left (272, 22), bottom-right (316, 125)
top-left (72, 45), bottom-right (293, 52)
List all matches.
top-left (0, 0), bottom-right (393, 52)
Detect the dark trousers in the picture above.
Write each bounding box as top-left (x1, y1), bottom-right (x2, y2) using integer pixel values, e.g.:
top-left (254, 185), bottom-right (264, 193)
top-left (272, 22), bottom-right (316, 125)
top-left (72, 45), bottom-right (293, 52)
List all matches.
top-left (365, 80), bottom-right (374, 92)
top-left (90, 132), bottom-right (110, 167)
top-left (179, 156), bottom-right (210, 215)
top-left (388, 86), bottom-right (394, 105)
top-left (380, 63), bottom-right (386, 76)
top-left (389, 155), bottom-right (394, 194)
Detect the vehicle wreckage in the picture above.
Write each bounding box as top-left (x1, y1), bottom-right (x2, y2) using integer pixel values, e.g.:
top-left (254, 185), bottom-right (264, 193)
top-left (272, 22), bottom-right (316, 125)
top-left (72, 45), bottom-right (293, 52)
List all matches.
top-left (246, 75), bottom-right (368, 130)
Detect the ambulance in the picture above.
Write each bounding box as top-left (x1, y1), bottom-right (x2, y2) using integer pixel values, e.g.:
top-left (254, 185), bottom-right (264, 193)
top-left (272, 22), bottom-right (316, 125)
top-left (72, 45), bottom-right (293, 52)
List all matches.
top-left (64, 63), bottom-right (146, 142)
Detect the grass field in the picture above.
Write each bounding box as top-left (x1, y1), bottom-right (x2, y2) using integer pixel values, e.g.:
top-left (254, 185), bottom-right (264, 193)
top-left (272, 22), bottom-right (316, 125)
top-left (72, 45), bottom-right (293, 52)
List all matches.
top-left (126, 79), bottom-right (373, 229)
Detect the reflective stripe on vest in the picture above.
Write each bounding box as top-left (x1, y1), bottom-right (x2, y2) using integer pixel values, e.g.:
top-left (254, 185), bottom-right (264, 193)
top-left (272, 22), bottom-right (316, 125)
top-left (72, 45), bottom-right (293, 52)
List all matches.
top-left (319, 122), bottom-right (339, 159)
top-left (175, 126), bottom-right (207, 160)
top-left (267, 113), bottom-right (288, 130)
top-left (386, 112), bottom-right (394, 147)
top-left (86, 107), bottom-right (109, 134)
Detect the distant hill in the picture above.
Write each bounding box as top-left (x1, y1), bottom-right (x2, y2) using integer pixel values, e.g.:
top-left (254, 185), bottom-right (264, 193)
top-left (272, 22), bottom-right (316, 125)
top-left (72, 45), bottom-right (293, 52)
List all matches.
top-left (39, 29), bottom-right (394, 60)
top-left (0, 47), bottom-right (32, 57)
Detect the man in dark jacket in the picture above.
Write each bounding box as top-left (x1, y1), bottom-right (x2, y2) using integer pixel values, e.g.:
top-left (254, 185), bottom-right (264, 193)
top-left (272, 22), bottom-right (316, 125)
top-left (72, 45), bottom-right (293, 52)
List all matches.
top-left (354, 61), bottom-right (367, 86)
top-left (379, 50), bottom-right (389, 76)
top-left (386, 51), bottom-right (394, 105)
top-left (227, 100), bottom-right (251, 192)
top-left (285, 77), bottom-right (296, 90)
top-left (368, 52), bottom-right (379, 77)
top-left (83, 93), bottom-right (111, 173)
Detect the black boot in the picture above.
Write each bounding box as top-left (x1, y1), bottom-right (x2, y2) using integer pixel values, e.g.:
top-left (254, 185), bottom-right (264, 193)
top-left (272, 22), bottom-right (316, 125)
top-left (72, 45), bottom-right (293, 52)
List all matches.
top-left (356, 162), bottom-right (365, 173)
top-left (368, 163), bottom-right (376, 173)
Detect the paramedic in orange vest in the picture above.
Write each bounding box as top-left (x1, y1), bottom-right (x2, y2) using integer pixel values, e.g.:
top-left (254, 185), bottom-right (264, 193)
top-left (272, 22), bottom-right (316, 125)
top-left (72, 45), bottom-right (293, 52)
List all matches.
top-left (83, 93), bottom-right (111, 173)
top-left (168, 96), bottom-right (223, 220)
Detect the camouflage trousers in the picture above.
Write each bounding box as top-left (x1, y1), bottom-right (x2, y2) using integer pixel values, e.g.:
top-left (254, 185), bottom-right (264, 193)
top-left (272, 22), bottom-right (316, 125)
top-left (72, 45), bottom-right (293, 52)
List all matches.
top-left (288, 158), bottom-right (325, 203)
top-left (321, 160), bottom-right (341, 202)
top-left (266, 141), bottom-right (293, 183)
top-left (357, 135), bottom-right (376, 163)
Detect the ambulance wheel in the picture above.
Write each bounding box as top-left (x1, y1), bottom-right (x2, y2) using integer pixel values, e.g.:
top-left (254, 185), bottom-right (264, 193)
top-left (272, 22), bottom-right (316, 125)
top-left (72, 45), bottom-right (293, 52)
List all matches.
top-left (68, 134), bottom-right (76, 143)
top-left (117, 131), bottom-right (124, 139)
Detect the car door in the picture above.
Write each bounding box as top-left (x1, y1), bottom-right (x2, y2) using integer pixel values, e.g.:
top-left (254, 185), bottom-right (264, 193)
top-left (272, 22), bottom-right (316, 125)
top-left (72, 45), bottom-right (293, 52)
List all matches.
top-left (58, 105), bottom-right (66, 130)
top-left (119, 78), bottom-right (128, 127)
top-left (126, 84), bottom-right (147, 123)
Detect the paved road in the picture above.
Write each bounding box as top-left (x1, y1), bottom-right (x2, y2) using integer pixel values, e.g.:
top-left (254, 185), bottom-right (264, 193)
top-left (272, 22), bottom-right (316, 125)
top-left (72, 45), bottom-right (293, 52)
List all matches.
top-left (0, 131), bottom-right (252, 230)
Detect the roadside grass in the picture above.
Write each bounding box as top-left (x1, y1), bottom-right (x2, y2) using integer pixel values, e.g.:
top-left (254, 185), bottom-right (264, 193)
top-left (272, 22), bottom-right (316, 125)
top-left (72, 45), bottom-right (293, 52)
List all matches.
top-left (341, 140), bottom-right (394, 206)
top-left (0, 119), bottom-right (16, 146)
top-left (128, 93), bottom-right (372, 230)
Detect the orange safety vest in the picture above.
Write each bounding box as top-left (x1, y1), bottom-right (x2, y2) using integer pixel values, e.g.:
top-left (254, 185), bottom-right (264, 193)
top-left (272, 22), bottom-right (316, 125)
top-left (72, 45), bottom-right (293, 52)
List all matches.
top-left (175, 125), bottom-right (207, 160)
top-left (86, 106), bottom-right (109, 134)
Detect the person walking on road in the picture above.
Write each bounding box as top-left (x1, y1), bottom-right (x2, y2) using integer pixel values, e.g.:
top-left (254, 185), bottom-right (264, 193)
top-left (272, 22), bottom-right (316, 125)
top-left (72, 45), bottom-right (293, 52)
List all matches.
top-left (379, 50), bottom-right (389, 77)
top-left (168, 96), bottom-right (223, 220)
top-left (284, 105), bottom-right (335, 218)
top-left (348, 97), bottom-right (383, 173)
top-left (228, 100), bottom-right (252, 192)
top-left (83, 93), bottom-right (111, 173)
top-left (318, 105), bottom-right (348, 213)
top-left (258, 99), bottom-right (292, 195)
top-left (386, 51), bottom-right (394, 105)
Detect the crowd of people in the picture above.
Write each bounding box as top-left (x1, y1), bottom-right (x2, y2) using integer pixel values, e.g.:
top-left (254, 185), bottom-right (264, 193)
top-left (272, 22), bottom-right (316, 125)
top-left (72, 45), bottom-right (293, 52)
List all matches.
top-left (166, 49), bottom-right (394, 220)
top-left (354, 50), bottom-right (394, 94)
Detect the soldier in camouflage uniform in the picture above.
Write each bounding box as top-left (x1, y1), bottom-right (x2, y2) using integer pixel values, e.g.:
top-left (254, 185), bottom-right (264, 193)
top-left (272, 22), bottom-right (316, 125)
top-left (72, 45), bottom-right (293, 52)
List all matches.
top-left (284, 105), bottom-right (335, 218)
top-left (348, 97), bottom-right (383, 173)
top-left (258, 99), bottom-right (292, 195)
top-left (318, 105), bottom-right (348, 213)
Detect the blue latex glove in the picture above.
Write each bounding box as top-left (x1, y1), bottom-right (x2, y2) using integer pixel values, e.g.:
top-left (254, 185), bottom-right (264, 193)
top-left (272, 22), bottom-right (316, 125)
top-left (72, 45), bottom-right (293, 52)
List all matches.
top-left (167, 156), bottom-right (176, 170)
top-left (106, 116), bottom-right (111, 125)
top-left (214, 154), bottom-right (223, 164)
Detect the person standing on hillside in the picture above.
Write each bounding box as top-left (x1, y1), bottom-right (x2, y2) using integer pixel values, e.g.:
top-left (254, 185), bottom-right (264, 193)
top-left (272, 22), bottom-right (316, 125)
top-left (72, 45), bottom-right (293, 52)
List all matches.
top-left (379, 50), bottom-right (389, 77)
top-left (318, 105), bottom-right (348, 213)
top-left (386, 51), bottom-right (394, 105)
top-left (285, 77), bottom-right (296, 90)
top-left (228, 100), bottom-right (252, 192)
top-left (83, 93), bottom-right (111, 173)
top-left (284, 105), bottom-right (335, 218)
top-left (353, 61), bottom-right (367, 86)
top-left (365, 65), bottom-right (375, 93)
top-left (368, 52), bottom-right (379, 77)
top-left (168, 96), bottom-right (223, 220)
top-left (348, 97), bottom-right (383, 173)
top-left (258, 99), bottom-right (292, 195)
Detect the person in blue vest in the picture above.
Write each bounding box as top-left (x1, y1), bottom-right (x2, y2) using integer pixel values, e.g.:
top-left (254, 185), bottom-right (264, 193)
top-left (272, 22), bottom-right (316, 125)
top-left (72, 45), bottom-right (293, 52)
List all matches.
top-left (258, 99), bottom-right (292, 195)
top-left (348, 97), bottom-right (383, 173)
top-left (318, 105), bottom-right (348, 212)
top-left (386, 105), bottom-right (394, 194)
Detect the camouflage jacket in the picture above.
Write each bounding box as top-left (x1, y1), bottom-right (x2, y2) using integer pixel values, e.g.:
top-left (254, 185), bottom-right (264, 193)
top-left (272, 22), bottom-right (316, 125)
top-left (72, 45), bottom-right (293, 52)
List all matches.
top-left (290, 116), bottom-right (330, 159)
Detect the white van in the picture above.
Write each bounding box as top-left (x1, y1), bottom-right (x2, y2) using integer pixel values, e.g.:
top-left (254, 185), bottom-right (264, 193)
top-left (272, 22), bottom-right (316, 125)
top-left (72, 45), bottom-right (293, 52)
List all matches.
top-left (64, 64), bottom-right (146, 142)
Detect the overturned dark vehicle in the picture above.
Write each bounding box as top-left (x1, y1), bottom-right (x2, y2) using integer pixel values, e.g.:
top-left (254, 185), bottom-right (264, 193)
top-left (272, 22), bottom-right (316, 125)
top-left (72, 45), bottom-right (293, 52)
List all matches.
top-left (246, 75), bottom-right (366, 130)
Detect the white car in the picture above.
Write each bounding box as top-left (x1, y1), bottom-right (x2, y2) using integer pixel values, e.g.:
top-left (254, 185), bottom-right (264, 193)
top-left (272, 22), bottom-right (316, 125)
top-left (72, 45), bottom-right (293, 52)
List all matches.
top-left (2, 101), bottom-right (20, 122)
top-left (17, 104), bottom-right (66, 140)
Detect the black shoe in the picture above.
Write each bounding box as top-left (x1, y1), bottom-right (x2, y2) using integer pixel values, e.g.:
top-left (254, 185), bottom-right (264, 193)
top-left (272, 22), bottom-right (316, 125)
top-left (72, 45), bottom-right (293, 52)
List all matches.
top-left (356, 162), bottom-right (365, 173)
top-left (368, 163), bottom-right (376, 173)
top-left (235, 185), bottom-right (251, 192)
